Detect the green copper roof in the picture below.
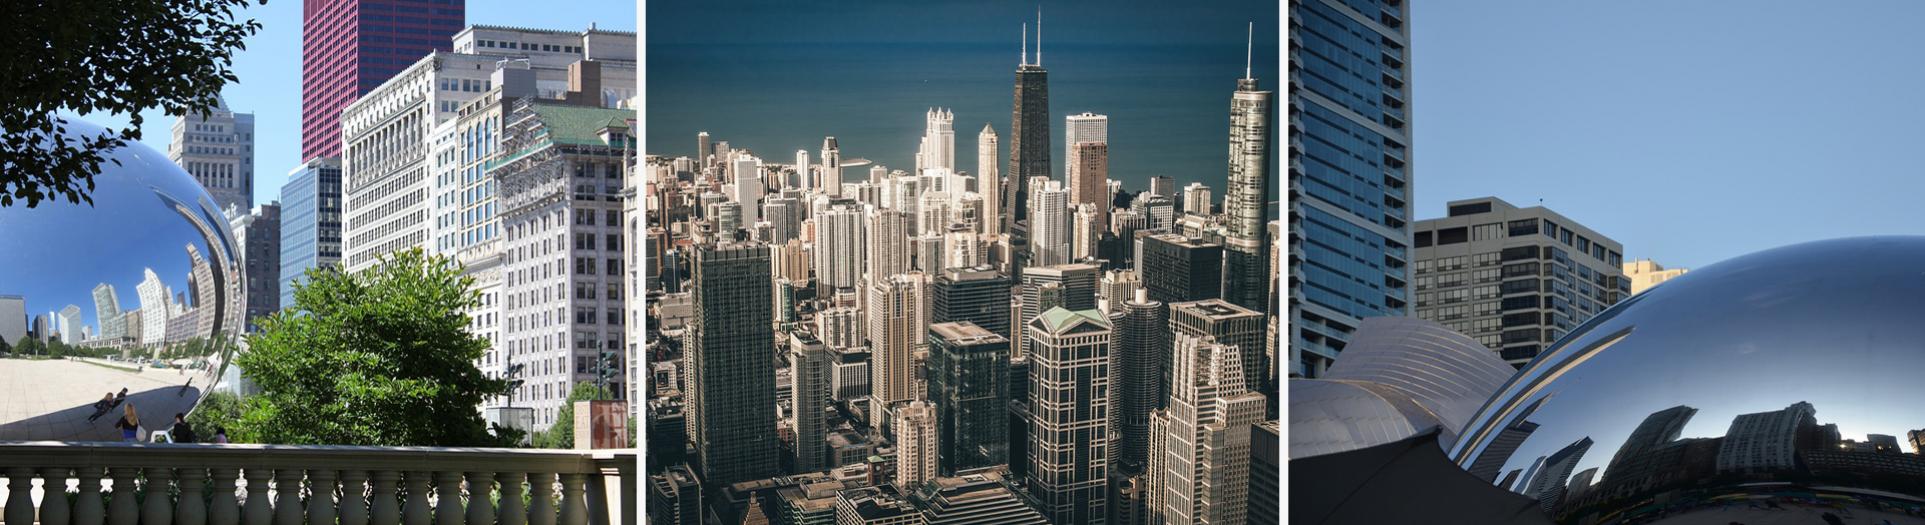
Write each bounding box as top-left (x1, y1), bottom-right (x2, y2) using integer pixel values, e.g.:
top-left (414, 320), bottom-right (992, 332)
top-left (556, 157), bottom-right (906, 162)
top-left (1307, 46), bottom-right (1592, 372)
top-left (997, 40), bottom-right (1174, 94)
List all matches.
top-left (1032, 307), bottom-right (1110, 334)
top-left (529, 103), bottom-right (636, 147)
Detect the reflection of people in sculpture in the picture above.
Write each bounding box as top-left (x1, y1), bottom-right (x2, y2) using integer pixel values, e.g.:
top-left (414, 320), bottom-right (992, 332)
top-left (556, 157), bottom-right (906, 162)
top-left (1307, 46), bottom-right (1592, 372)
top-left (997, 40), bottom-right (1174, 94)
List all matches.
top-left (87, 392), bottom-right (115, 421)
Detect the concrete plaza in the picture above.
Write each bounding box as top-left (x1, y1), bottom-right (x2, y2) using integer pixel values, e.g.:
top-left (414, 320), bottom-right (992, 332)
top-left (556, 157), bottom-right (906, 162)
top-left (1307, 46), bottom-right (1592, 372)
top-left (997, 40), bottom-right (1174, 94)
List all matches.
top-left (0, 358), bottom-right (203, 441)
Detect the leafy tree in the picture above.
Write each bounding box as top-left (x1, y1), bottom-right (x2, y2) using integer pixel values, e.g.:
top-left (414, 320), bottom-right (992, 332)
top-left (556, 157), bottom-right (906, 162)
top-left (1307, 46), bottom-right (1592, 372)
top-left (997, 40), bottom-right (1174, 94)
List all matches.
top-left (14, 338), bottom-right (44, 357)
top-left (1, 0), bottom-right (264, 208)
top-left (236, 248), bottom-right (513, 446)
top-left (186, 390), bottom-right (245, 441)
top-left (533, 382), bottom-right (613, 449)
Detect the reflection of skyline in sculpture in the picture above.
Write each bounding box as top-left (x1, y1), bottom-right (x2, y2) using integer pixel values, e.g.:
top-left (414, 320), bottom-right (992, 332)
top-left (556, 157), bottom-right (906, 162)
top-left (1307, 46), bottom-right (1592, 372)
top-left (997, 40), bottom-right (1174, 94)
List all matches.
top-left (1287, 317), bottom-right (1516, 459)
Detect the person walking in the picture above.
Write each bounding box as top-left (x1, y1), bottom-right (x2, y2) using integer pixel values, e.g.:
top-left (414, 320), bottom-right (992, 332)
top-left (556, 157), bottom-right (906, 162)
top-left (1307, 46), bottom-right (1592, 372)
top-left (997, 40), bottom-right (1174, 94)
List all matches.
top-left (112, 404), bottom-right (141, 442)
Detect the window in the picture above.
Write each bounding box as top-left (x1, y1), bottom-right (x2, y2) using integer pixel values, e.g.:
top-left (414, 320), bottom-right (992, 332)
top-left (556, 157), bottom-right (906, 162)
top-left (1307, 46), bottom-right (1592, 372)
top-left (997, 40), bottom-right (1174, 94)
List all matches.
top-left (1437, 227), bottom-right (1468, 245)
top-left (1471, 223), bottom-right (1504, 241)
top-left (1415, 231), bottom-right (1433, 248)
top-left (1507, 219), bottom-right (1538, 236)
top-left (1448, 202), bottom-right (1492, 216)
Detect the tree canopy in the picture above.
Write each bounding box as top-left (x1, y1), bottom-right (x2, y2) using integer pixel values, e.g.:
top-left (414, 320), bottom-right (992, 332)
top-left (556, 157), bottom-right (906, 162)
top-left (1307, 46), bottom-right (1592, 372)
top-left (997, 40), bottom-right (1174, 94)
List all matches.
top-left (236, 248), bottom-right (514, 446)
top-left (533, 382), bottom-right (614, 449)
top-left (1, 0), bottom-right (264, 207)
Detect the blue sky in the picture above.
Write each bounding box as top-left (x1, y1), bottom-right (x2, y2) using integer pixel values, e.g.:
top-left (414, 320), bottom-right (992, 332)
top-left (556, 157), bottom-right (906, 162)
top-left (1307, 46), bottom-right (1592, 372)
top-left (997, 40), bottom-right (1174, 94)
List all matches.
top-left (73, 0), bottom-right (637, 209)
top-left (1412, 1), bottom-right (1925, 269)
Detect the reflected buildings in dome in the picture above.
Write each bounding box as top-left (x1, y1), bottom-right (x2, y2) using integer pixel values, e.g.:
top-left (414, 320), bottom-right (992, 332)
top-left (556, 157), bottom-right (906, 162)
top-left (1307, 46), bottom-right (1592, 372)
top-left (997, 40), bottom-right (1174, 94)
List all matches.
top-left (1450, 237), bottom-right (1925, 523)
top-left (0, 119), bottom-right (242, 441)
top-left (1289, 316), bottom-right (1515, 459)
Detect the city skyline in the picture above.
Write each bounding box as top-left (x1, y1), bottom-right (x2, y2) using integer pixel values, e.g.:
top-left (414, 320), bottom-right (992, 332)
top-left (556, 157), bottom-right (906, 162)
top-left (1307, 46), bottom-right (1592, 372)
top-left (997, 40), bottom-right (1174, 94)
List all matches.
top-left (62, 1), bottom-right (637, 209)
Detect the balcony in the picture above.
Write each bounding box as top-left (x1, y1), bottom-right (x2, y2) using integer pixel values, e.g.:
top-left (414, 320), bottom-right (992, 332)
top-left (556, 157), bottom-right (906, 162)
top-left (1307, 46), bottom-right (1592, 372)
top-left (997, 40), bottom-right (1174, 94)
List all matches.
top-left (0, 442), bottom-right (634, 525)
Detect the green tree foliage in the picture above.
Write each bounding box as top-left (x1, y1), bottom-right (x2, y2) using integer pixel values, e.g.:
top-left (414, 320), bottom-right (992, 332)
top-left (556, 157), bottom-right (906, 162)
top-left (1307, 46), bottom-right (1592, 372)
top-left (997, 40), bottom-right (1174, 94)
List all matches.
top-left (1, 0), bottom-right (265, 208)
top-left (236, 248), bottom-right (513, 446)
top-left (186, 390), bottom-right (244, 441)
top-left (12, 338), bottom-right (44, 357)
top-left (532, 382), bottom-right (613, 449)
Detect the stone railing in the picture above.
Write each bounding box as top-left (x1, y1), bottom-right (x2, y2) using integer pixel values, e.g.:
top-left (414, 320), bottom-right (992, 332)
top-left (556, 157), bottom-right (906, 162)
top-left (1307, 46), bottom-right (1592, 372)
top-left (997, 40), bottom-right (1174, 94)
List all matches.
top-left (0, 441), bottom-right (635, 525)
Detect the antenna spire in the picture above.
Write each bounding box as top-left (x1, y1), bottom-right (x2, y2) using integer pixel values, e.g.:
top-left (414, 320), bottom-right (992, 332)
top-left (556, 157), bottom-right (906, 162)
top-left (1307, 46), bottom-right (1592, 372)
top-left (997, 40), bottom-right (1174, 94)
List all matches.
top-left (1244, 22), bottom-right (1254, 80)
top-left (1036, 5), bottom-right (1043, 66)
top-left (1021, 23), bottom-right (1028, 66)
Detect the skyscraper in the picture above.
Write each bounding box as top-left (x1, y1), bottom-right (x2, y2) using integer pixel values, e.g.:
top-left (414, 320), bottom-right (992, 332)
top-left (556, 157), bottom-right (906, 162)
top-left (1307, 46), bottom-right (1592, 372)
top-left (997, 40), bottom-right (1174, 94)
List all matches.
top-left (868, 208), bottom-right (914, 281)
top-left (933, 266), bottom-right (1011, 342)
top-left (927, 321), bottom-right (1011, 475)
top-left (229, 203), bottom-right (281, 330)
top-left (301, 0), bottom-right (465, 161)
top-left (1107, 289), bottom-right (1166, 473)
top-left (169, 97), bottom-right (255, 212)
top-left (279, 157), bottom-right (342, 308)
top-left (821, 137), bottom-right (842, 196)
top-left (1008, 12), bottom-right (1050, 272)
top-left (790, 331), bottom-right (832, 473)
top-left (868, 271), bottom-right (930, 424)
top-left (1222, 23), bottom-right (1275, 317)
top-left (1180, 182), bottom-right (1211, 216)
top-left (1169, 299), bottom-right (1265, 409)
top-left (1017, 263), bottom-right (1100, 358)
top-left (1139, 233), bottom-right (1223, 304)
top-left (1065, 112), bottom-right (1109, 230)
top-left (814, 201), bottom-right (867, 290)
top-left (687, 241), bottom-right (779, 486)
top-left (1029, 180), bottom-right (1070, 267)
top-left (1025, 307), bottom-right (1110, 525)
top-left (90, 284), bottom-right (124, 342)
top-left (977, 125), bottom-right (1001, 237)
top-left (136, 269), bottom-right (168, 347)
top-left (894, 400), bottom-right (939, 490)
top-left (1289, 0), bottom-right (1414, 377)
top-left (0, 296), bottom-right (24, 348)
top-left (919, 108), bottom-right (956, 173)
top-left (1144, 334), bottom-right (1266, 525)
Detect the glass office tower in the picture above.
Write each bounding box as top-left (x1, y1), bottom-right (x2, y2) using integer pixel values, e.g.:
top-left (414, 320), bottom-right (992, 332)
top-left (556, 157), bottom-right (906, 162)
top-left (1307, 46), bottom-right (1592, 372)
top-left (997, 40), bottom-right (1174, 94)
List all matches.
top-left (1288, 0), bottom-right (1413, 377)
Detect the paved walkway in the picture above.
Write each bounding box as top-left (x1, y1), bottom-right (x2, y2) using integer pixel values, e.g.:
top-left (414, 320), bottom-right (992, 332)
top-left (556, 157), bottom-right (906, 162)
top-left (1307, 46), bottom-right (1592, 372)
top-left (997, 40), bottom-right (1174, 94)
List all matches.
top-left (0, 358), bottom-right (202, 441)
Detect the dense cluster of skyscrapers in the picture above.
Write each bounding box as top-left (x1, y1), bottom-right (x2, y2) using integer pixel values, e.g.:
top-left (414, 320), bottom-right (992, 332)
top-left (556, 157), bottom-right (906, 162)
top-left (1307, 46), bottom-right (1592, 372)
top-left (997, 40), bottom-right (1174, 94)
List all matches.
top-left (641, 12), bottom-right (1279, 525)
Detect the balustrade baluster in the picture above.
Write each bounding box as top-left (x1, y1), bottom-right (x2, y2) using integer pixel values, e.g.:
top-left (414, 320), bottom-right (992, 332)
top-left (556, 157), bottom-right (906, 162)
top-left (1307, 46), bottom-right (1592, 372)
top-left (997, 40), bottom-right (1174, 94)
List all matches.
top-left (139, 467), bottom-right (175, 525)
top-left (432, 471), bottom-right (464, 525)
top-left (39, 467), bottom-right (71, 525)
top-left (74, 468), bottom-right (106, 525)
top-left (338, 471), bottom-right (369, 525)
top-left (368, 472), bottom-right (400, 525)
top-left (556, 474), bottom-right (587, 525)
top-left (307, 469), bottom-right (337, 525)
top-left (208, 469), bottom-right (240, 525)
top-left (272, 469), bottom-right (304, 525)
top-left (175, 468), bottom-right (207, 525)
top-left (495, 472), bottom-right (526, 525)
top-left (401, 472), bottom-right (431, 525)
top-left (241, 469), bottom-right (273, 525)
top-left (526, 473), bottom-right (555, 525)
top-left (464, 471), bottom-right (495, 525)
top-left (106, 467), bottom-right (139, 525)
top-left (5, 467), bottom-right (35, 525)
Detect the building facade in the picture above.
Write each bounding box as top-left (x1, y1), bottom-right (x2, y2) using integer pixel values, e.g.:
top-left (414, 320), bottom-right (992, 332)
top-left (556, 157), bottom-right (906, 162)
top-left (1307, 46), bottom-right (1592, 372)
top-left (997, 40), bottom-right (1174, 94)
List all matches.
top-left (1139, 233), bottom-right (1223, 305)
top-left (1623, 259), bottom-right (1688, 295)
top-left (927, 322), bottom-right (1010, 475)
top-left (1412, 197), bottom-right (1628, 366)
top-left (1025, 307), bottom-right (1111, 525)
top-left (279, 157), bottom-right (343, 308)
top-left (300, 0), bottom-right (465, 160)
top-left (684, 241), bottom-right (779, 487)
top-left (1288, 0), bottom-right (1414, 377)
top-left (169, 98), bottom-right (255, 212)
top-left (1145, 335), bottom-right (1266, 525)
top-left (229, 204), bottom-right (281, 330)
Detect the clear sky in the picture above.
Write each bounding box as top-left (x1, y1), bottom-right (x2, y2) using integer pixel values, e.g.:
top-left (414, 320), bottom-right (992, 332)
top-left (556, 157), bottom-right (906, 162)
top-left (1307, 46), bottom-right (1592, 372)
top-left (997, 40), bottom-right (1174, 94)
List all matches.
top-left (1412, 1), bottom-right (1925, 270)
top-left (72, 0), bottom-right (637, 209)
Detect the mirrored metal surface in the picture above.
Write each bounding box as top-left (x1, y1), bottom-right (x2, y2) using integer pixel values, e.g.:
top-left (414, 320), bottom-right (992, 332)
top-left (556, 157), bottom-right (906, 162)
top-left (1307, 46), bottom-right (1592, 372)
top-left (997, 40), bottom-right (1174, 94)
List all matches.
top-left (1450, 237), bottom-right (1925, 523)
top-left (0, 119), bottom-right (241, 441)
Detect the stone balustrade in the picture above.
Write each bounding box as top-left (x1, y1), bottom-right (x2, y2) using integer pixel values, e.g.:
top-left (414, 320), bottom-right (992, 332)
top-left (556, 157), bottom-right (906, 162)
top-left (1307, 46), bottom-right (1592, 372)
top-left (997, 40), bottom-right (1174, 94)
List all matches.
top-left (0, 441), bottom-right (635, 525)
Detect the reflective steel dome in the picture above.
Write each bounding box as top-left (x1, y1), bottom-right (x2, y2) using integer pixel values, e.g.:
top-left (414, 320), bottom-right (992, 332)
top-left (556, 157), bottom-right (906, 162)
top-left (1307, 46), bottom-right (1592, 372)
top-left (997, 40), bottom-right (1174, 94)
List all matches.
top-left (1450, 237), bottom-right (1925, 523)
top-left (0, 119), bottom-right (240, 441)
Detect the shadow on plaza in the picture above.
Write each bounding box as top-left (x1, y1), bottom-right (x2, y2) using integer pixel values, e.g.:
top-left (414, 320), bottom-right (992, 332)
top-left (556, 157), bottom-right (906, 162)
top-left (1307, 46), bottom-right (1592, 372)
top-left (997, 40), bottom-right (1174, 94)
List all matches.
top-left (0, 384), bottom-right (202, 442)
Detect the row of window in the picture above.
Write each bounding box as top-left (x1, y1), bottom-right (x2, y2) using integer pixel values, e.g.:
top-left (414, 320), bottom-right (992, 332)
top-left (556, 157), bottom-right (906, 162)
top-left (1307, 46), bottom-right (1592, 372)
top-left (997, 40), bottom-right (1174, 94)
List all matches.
top-left (1415, 217), bottom-right (1625, 267)
top-left (476, 39), bottom-right (583, 54)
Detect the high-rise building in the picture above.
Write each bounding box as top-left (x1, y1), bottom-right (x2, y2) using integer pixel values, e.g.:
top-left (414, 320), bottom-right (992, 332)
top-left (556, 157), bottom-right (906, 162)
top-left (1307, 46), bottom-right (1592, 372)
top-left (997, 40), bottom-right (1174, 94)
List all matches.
top-left (1221, 24), bottom-right (1275, 317)
top-left (300, 0), bottom-right (465, 161)
top-left (1008, 12), bottom-right (1050, 273)
top-left (1139, 233), bottom-right (1223, 304)
top-left (1412, 197), bottom-right (1628, 366)
top-left (820, 137), bottom-right (842, 196)
top-left (906, 471), bottom-right (1051, 525)
top-left (136, 269), bottom-right (168, 347)
top-left (1528, 438), bottom-right (1594, 514)
top-left (1249, 421), bottom-right (1281, 525)
top-left (1716, 401), bottom-right (1816, 474)
top-left (1017, 263), bottom-right (1100, 358)
top-left (1108, 289), bottom-right (1166, 473)
top-left (1066, 113), bottom-right (1110, 230)
top-left (686, 241), bottom-right (779, 487)
top-left (1288, 0), bottom-right (1413, 378)
top-left (647, 466), bottom-right (702, 525)
top-left (932, 266), bottom-right (1011, 342)
top-left (57, 305), bottom-right (83, 344)
top-left (229, 203), bottom-right (281, 330)
top-left (927, 322), bottom-right (1011, 475)
top-left (1025, 307), bottom-right (1111, 525)
top-left (1623, 259), bottom-right (1688, 295)
top-left (89, 284), bottom-right (125, 342)
top-left (894, 400), bottom-right (939, 490)
top-left (1169, 299), bottom-right (1264, 410)
top-left (791, 331), bottom-right (832, 473)
top-left (977, 125), bottom-right (1001, 237)
top-left (1098, 269), bottom-right (1142, 314)
top-left (868, 272), bottom-right (930, 424)
top-left (1029, 180), bottom-right (1070, 267)
top-left (1145, 334), bottom-right (1266, 525)
top-left (814, 201), bottom-right (867, 290)
top-left (920, 108), bottom-right (956, 172)
top-left (1071, 203), bottom-right (1101, 262)
top-left (494, 102), bottom-right (635, 429)
top-left (279, 157), bottom-right (343, 308)
top-left (169, 97), bottom-right (254, 212)
top-left (1180, 183), bottom-right (1211, 216)
top-left (867, 209), bottom-right (913, 281)
top-left (0, 295), bottom-right (24, 348)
